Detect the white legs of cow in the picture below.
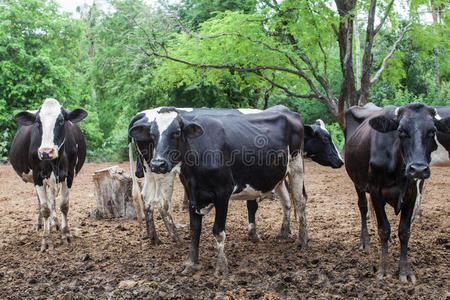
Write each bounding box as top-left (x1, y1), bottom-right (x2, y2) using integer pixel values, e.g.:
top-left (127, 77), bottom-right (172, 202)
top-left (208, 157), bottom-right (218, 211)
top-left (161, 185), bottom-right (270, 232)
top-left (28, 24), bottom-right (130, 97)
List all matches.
top-left (288, 153), bottom-right (308, 249)
top-left (59, 180), bottom-right (71, 244)
top-left (141, 170), bottom-right (180, 244)
top-left (34, 174), bottom-right (71, 251)
top-left (276, 182), bottom-right (292, 239)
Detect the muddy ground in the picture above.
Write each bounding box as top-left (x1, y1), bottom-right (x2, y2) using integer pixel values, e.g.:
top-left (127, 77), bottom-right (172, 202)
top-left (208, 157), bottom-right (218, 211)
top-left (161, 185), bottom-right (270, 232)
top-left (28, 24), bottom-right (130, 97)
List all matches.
top-left (0, 160), bottom-right (448, 299)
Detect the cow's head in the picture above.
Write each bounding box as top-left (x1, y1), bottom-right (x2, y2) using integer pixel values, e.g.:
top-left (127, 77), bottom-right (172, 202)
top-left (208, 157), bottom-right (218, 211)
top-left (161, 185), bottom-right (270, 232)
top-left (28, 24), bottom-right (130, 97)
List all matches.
top-left (14, 98), bottom-right (87, 160)
top-left (369, 103), bottom-right (450, 179)
top-left (304, 120), bottom-right (344, 168)
top-left (128, 107), bottom-right (203, 174)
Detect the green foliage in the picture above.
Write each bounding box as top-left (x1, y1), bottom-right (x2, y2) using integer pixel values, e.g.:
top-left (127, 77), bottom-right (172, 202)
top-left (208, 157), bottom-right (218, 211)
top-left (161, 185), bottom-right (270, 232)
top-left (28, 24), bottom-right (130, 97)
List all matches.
top-left (0, 0), bottom-right (87, 157)
top-left (326, 122), bottom-right (345, 151)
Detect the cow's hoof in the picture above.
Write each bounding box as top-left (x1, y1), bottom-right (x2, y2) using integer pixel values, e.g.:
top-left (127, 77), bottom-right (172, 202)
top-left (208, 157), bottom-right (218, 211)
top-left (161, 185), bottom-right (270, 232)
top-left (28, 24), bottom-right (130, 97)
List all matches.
top-left (248, 230), bottom-right (261, 243)
top-left (40, 239), bottom-right (54, 252)
top-left (248, 234), bottom-right (261, 243)
top-left (376, 267), bottom-right (391, 279)
top-left (149, 237), bottom-right (162, 246)
top-left (171, 235), bottom-right (182, 244)
top-left (182, 262), bottom-right (201, 275)
top-left (214, 255), bottom-right (228, 277)
top-left (214, 264), bottom-right (228, 278)
top-left (359, 240), bottom-right (370, 250)
top-left (399, 265), bottom-right (416, 284)
top-left (276, 232), bottom-right (290, 240)
top-left (296, 240), bottom-right (308, 250)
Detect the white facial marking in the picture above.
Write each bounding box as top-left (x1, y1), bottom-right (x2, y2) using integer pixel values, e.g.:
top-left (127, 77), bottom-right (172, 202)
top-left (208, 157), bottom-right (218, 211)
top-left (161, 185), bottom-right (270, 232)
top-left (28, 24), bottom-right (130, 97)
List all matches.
top-left (178, 108), bottom-right (193, 112)
top-left (39, 98), bottom-right (62, 156)
top-left (412, 180), bottom-right (422, 222)
top-left (155, 111), bottom-right (178, 136)
top-left (238, 108), bottom-right (262, 114)
top-left (395, 107), bottom-right (400, 117)
top-left (317, 119), bottom-right (328, 132)
top-left (434, 109), bottom-right (442, 120)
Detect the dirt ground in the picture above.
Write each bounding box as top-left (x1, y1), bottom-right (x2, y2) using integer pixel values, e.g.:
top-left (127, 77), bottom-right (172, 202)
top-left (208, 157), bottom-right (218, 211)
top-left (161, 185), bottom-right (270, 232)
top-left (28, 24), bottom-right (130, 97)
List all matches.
top-left (0, 160), bottom-right (448, 299)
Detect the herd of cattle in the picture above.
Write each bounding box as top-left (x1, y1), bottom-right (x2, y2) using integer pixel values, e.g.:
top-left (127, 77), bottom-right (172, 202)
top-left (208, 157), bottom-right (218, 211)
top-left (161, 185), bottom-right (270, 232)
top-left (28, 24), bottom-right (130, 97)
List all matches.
top-left (8, 98), bottom-right (450, 283)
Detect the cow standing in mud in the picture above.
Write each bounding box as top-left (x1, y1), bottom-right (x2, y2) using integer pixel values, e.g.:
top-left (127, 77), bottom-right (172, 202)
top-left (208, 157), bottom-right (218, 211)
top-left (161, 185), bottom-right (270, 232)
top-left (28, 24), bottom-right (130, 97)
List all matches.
top-left (344, 103), bottom-right (450, 282)
top-left (128, 107), bottom-right (343, 245)
top-left (9, 98), bottom-right (87, 251)
top-left (129, 105), bottom-right (306, 275)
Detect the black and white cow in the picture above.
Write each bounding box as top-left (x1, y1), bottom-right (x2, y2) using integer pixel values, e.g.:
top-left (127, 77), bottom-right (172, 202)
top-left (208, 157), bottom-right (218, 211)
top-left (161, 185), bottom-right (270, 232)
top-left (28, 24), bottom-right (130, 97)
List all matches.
top-left (344, 103), bottom-right (450, 282)
top-left (244, 118), bottom-right (344, 241)
top-left (129, 105), bottom-right (306, 275)
top-left (129, 107), bottom-right (343, 244)
top-left (9, 98), bottom-right (87, 251)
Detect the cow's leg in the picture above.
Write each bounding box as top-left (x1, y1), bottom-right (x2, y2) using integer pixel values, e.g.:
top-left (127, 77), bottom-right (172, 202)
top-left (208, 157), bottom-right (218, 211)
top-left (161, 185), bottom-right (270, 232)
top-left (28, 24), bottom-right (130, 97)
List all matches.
top-left (246, 200), bottom-right (260, 242)
top-left (182, 191), bottom-right (189, 212)
top-left (144, 203), bottom-right (161, 245)
top-left (276, 181), bottom-right (291, 239)
top-left (47, 174), bottom-right (60, 231)
top-left (35, 184), bottom-right (53, 251)
top-left (36, 194), bottom-right (43, 231)
top-left (288, 154), bottom-right (307, 249)
top-left (142, 173), bottom-right (161, 245)
top-left (371, 194), bottom-right (391, 278)
top-left (398, 200), bottom-right (416, 283)
top-left (356, 187), bottom-right (370, 249)
top-left (59, 179), bottom-right (71, 244)
top-left (182, 208), bottom-right (202, 275)
top-left (213, 197), bottom-right (229, 277)
top-left (157, 174), bottom-right (180, 243)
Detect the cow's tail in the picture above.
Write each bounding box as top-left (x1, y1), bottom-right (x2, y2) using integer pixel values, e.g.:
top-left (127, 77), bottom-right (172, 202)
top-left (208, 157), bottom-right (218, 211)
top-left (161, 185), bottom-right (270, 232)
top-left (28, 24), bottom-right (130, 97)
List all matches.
top-left (129, 138), bottom-right (144, 222)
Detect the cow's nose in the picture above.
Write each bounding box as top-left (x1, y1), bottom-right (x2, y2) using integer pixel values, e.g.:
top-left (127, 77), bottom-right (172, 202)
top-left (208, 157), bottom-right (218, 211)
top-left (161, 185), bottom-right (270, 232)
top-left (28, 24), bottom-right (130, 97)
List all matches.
top-left (407, 163), bottom-right (430, 179)
top-left (150, 158), bottom-right (169, 174)
top-left (38, 148), bottom-right (55, 160)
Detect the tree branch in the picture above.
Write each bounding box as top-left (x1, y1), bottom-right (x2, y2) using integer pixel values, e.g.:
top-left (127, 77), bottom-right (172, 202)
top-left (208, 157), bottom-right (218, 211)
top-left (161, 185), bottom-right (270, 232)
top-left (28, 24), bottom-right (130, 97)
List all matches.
top-left (370, 21), bottom-right (413, 84)
top-left (374, 0), bottom-right (395, 35)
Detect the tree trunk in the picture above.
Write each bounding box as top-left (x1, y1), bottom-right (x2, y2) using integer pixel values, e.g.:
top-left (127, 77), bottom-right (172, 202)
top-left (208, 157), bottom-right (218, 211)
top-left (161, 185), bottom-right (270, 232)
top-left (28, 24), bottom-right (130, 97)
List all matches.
top-left (91, 166), bottom-right (139, 219)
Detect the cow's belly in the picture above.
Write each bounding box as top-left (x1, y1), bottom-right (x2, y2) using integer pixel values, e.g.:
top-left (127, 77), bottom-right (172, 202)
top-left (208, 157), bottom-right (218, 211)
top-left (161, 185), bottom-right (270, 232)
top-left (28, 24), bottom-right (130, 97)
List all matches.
top-left (230, 184), bottom-right (274, 201)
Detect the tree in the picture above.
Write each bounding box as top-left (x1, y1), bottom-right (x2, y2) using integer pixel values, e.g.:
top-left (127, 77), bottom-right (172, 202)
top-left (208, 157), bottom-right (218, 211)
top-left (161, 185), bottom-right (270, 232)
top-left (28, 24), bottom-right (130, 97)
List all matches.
top-left (0, 0), bottom-right (86, 157)
top-left (130, 0), bottom-right (422, 128)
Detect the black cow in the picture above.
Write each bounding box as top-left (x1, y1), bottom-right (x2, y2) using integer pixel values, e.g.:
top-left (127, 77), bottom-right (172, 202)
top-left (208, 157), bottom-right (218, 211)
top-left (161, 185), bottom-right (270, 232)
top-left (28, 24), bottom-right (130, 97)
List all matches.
top-left (129, 105), bottom-right (306, 275)
top-left (344, 103), bottom-right (450, 282)
top-left (9, 98), bottom-right (87, 251)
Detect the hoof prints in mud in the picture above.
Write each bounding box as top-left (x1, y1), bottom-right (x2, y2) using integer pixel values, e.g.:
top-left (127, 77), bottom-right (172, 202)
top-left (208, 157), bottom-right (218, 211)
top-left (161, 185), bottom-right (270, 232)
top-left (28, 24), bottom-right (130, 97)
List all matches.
top-left (0, 162), bottom-right (448, 298)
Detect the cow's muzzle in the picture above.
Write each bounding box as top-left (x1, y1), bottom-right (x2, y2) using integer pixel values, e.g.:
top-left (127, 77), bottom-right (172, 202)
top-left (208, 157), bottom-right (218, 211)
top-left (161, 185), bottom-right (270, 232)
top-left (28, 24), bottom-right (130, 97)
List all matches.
top-left (150, 158), bottom-right (170, 174)
top-left (38, 148), bottom-right (57, 160)
top-left (406, 163), bottom-right (430, 179)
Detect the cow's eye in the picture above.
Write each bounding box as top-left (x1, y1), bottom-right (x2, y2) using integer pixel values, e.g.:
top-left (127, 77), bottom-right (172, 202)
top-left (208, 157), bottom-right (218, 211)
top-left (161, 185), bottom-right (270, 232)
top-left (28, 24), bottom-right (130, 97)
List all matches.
top-left (58, 119), bottom-right (64, 126)
top-left (172, 131), bottom-right (181, 138)
top-left (398, 128), bottom-right (409, 138)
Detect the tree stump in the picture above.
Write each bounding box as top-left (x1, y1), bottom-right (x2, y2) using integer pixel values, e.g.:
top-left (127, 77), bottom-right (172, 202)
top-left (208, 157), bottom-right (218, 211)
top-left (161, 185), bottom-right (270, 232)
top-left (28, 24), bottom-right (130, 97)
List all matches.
top-left (91, 166), bottom-right (139, 219)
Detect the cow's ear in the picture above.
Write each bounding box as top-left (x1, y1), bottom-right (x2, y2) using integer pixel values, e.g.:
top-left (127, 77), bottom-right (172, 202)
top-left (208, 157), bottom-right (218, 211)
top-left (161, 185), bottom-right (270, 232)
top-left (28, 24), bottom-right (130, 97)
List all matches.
top-left (129, 124), bottom-right (152, 141)
top-left (66, 109), bottom-right (88, 123)
top-left (369, 116), bottom-right (398, 133)
top-left (304, 125), bottom-right (315, 137)
top-left (183, 121), bottom-right (204, 138)
top-left (14, 111), bottom-right (35, 126)
top-left (435, 117), bottom-right (450, 134)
